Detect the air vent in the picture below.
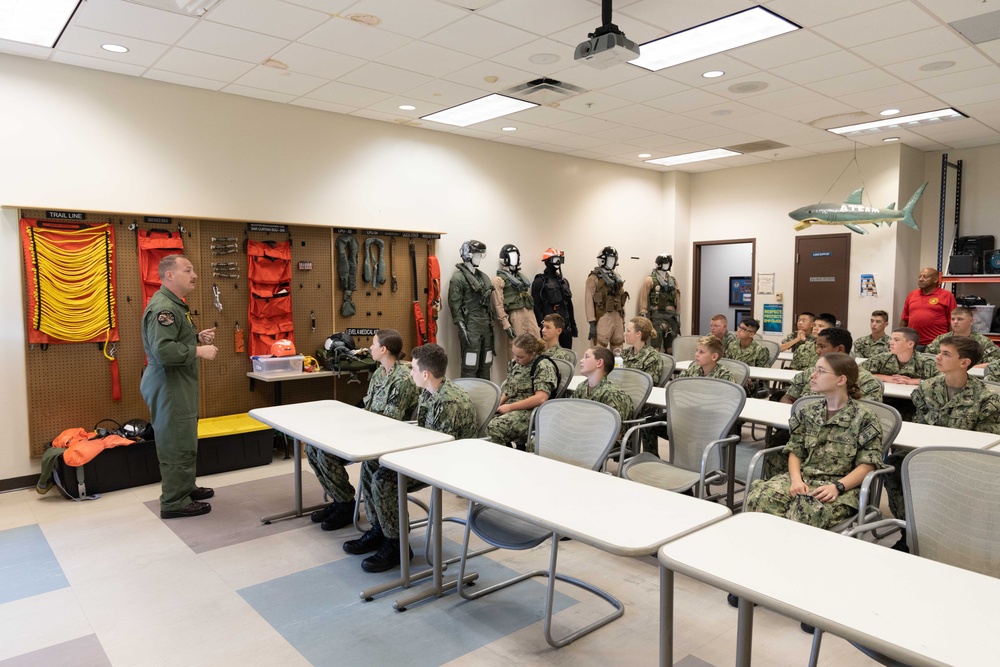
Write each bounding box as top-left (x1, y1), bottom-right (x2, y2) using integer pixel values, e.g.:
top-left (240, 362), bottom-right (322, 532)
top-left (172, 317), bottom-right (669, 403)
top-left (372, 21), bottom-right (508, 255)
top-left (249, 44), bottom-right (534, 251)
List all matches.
top-left (724, 140), bottom-right (788, 154)
top-left (502, 78), bottom-right (587, 105)
top-left (123, 0), bottom-right (221, 16)
top-left (950, 9), bottom-right (1000, 44)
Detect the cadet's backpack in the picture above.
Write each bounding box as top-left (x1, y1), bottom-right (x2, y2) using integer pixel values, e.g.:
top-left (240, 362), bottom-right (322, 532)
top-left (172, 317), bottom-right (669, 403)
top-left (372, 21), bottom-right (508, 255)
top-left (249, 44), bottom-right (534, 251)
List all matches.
top-left (530, 354), bottom-right (562, 399)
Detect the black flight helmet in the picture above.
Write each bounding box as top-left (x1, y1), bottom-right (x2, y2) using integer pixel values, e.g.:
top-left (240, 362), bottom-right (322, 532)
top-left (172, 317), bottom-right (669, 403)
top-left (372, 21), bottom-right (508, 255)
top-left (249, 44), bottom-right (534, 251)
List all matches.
top-left (460, 239), bottom-right (487, 267)
top-left (597, 245), bottom-right (618, 270)
top-left (499, 243), bottom-right (521, 271)
top-left (656, 253), bottom-right (673, 271)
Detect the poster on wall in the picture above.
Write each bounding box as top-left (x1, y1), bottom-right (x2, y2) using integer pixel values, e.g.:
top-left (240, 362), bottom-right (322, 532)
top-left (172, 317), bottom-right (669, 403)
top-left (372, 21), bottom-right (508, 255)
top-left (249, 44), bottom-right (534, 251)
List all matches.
top-left (860, 273), bottom-right (878, 297)
top-left (729, 276), bottom-right (752, 306)
top-left (762, 303), bottom-right (783, 334)
top-left (757, 273), bottom-right (774, 295)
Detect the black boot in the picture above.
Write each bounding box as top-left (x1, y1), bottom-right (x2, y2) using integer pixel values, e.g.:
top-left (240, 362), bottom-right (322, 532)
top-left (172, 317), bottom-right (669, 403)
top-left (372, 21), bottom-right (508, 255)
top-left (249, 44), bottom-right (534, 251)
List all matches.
top-left (311, 503), bottom-right (337, 523)
top-left (891, 528), bottom-right (909, 553)
top-left (343, 524), bottom-right (385, 555)
top-left (361, 537), bottom-right (413, 573)
top-left (320, 501), bottom-right (355, 531)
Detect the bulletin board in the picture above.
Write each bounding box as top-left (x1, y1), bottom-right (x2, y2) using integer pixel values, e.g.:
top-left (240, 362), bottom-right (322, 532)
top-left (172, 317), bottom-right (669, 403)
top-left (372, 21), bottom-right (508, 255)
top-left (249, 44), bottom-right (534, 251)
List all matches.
top-left (20, 207), bottom-right (439, 458)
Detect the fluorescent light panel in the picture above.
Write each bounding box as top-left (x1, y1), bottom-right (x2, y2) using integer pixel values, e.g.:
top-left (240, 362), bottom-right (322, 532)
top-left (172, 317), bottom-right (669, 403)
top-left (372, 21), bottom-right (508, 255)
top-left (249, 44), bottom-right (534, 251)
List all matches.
top-left (630, 6), bottom-right (799, 72)
top-left (421, 94), bottom-right (537, 128)
top-left (645, 148), bottom-right (741, 166)
top-left (0, 0), bottom-right (80, 48)
top-left (827, 108), bottom-right (966, 136)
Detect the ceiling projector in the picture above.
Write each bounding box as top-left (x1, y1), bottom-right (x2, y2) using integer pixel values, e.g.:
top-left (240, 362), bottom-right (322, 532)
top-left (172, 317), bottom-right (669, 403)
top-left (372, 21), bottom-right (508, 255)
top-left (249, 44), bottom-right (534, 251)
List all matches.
top-left (574, 29), bottom-right (639, 69)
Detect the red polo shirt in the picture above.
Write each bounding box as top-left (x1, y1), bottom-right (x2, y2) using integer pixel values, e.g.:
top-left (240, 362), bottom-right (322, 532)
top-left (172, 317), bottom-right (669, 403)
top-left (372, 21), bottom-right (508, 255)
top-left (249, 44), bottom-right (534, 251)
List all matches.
top-left (901, 286), bottom-right (957, 345)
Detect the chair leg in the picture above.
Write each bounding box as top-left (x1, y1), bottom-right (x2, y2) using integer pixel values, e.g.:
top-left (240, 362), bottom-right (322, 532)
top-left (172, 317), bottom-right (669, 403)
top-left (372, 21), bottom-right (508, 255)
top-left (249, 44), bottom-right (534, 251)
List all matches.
top-left (807, 628), bottom-right (824, 667)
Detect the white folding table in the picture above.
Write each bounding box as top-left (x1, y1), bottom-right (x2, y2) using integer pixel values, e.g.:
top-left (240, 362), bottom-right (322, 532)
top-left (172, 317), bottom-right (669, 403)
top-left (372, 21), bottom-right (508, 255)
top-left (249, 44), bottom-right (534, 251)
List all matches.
top-left (658, 512), bottom-right (1000, 667)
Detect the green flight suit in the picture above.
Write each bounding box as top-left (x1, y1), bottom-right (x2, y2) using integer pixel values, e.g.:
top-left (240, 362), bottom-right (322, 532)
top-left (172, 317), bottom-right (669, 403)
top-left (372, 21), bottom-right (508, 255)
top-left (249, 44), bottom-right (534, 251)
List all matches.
top-left (140, 286), bottom-right (202, 512)
top-left (449, 263), bottom-right (496, 379)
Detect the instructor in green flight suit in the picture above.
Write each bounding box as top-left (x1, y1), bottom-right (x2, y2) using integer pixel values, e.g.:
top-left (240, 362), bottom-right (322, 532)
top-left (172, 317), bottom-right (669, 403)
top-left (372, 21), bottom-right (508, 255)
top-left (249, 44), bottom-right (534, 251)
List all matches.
top-left (140, 255), bottom-right (218, 519)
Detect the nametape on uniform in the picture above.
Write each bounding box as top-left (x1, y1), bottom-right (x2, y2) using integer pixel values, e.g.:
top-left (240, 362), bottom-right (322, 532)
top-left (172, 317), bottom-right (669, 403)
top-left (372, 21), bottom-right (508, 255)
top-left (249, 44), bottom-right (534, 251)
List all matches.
top-left (157, 311), bottom-right (175, 326)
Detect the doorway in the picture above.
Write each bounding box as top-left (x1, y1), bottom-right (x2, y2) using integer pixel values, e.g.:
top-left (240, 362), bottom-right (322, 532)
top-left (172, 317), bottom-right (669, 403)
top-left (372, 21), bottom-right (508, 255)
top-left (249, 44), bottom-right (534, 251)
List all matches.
top-left (793, 233), bottom-right (851, 325)
top-left (693, 240), bottom-right (756, 335)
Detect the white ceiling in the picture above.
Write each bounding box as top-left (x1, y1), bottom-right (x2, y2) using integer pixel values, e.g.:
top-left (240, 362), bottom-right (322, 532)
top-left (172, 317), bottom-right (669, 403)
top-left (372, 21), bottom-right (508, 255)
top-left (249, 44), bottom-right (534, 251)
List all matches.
top-left (5, 0), bottom-right (1000, 172)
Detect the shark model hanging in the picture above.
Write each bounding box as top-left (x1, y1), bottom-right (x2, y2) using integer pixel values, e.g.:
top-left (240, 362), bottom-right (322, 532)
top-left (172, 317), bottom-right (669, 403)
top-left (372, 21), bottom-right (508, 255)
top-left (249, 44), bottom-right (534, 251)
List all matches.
top-left (788, 182), bottom-right (927, 234)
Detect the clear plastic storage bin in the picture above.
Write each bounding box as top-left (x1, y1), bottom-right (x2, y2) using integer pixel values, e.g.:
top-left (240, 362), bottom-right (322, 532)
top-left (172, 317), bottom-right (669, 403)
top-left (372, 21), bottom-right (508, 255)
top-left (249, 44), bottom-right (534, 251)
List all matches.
top-left (251, 354), bottom-right (304, 374)
top-left (971, 305), bottom-right (996, 333)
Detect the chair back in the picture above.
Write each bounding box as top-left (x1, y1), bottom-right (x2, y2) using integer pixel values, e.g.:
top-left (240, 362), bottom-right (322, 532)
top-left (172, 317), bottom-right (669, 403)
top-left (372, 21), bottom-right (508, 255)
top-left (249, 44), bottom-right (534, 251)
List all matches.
top-left (666, 377), bottom-right (745, 473)
top-left (670, 335), bottom-right (701, 362)
top-left (903, 447), bottom-right (1000, 578)
top-left (608, 367), bottom-right (654, 418)
top-left (452, 378), bottom-right (502, 438)
top-left (657, 353), bottom-right (675, 387)
top-left (984, 380), bottom-right (1000, 395)
top-left (551, 358), bottom-right (575, 398)
top-left (919, 352), bottom-right (937, 364)
top-left (790, 396), bottom-right (899, 452)
top-left (563, 348), bottom-right (578, 368)
top-left (717, 358), bottom-right (750, 386)
top-left (532, 399), bottom-right (620, 470)
top-left (759, 339), bottom-right (780, 367)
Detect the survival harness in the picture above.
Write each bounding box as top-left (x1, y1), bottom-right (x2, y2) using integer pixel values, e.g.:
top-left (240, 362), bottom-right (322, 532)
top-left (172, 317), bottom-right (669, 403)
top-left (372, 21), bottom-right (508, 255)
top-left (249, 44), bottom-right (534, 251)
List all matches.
top-left (531, 354), bottom-right (562, 399)
top-left (336, 234), bottom-right (358, 317)
top-left (247, 239), bottom-right (294, 357)
top-left (427, 244), bottom-right (441, 343)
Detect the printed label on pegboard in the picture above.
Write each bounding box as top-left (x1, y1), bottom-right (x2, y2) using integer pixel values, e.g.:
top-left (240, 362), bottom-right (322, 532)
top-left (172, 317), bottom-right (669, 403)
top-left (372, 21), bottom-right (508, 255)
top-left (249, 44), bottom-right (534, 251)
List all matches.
top-left (346, 328), bottom-right (379, 337)
top-left (334, 228), bottom-right (358, 234)
top-left (144, 216), bottom-right (172, 224)
top-left (45, 210), bottom-right (85, 220)
top-left (248, 223), bottom-right (288, 233)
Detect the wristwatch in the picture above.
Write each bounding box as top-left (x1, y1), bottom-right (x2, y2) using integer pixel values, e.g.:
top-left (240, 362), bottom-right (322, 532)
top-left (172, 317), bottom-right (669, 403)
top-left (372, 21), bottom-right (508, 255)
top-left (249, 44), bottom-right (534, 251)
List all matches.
top-left (833, 481), bottom-right (846, 494)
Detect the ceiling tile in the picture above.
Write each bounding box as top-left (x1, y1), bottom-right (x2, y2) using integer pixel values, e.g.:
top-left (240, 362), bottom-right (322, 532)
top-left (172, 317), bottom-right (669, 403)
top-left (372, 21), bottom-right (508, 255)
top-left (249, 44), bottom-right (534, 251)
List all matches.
top-left (766, 0), bottom-right (904, 29)
top-left (377, 41), bottom-right (479, 78)
top-left (268, 42), bottom-right (364, 79)
top-left (770, 98), bottom-right (857, 124)
top-left (668, 122), bottom-right (742, 141)
top-left (0, 38), bottom-right (51, 59)
top-left (633, 113), bottom-right (708, 135)
top-left (807, 69), bottom-right (904, 98)
top-left (851, 27), bottom-right (970, 66)
top-left (812, 2), bottom-right (938, 48)
top-left (645, 89), bottom-right (729, 113)
top-left (479, 0), bottom-right (601, 36)
top-left (549, 116), bottom-right (621, 135)
top-left (589, 125), bottom-right (656, 142)
top-left (338, 62), bottom-right (434, 94)
top-left (364, 95), bottom-right (446, 117)
top-left (423, 15), bottom-right (535, 59)
top-left (306, 80), bottom-right (393, 107)
top-left (740, 86), bottom-right (828, 111)
top-left (883, 48), bottom-right (993, 83)
top-left (55, 26), bottom-right (169, 67)
top-left (299, 17), bottom-right (412, 61)
top-left (340, 0), bottom-right (468, 39)
top-left (443, 60), bottom-right (536, 93)
top-left (177, 20), bottom-right (287, 62)
top-left (656, 54), bottom-right (759, 88)
top-left (620, 0), bottom-right (753, 33)
top-left (206, 0), bottom-right (329, 40)
top-left (403, 78), bottom-right (493, 106)
top-left (506, 104), bottom-right (583, 126)
top-left (728, 30), bottom-right (839, 70)
top-left (770, 50), bottom-right (871, 85)
top-left (836, 84), bottom-right (930, 110)
top-left (279, 0), bottom-right (357, 13)
top-left (73, 0), bottom-right (197, 44)
top-left (548, 16), bottom-right (663, 49)
top-left (222, 84), bottom-right (296, 103)
top-left (508, 127), bottom-right (605, 149)
top-left (916, 66), bottom-right (1000, 96)
top-left (290, 97), bottom-right (357, 114)
top-left (700, 72), bottom-right (795, 101)
top-left (912, 0), bottom-right (997, 23)
top-left (51, 51), bottom-right (147, 76)
top-left (489, 38), bottom-right (575, 77)
top-left (154, 48), bottom-right (255, 81)
top-left (976, 39), bottom-right (1000, 62)
top-left (234, 65), bottom-right (328, 96)
top-left (546, 62), bottom-right (645, 92)
top-left (143, 69), bottom-right (226, 90)
top-left (554, 91), bottom-right (632, 116)
top-left (595, 103), bottom-right (671, 124)
top-left (682, 101), bottom-right (761, 123)
top-left (940, 82), bottom-right (1000, 107)
top-left (598, 74), bottom-right (687, 103)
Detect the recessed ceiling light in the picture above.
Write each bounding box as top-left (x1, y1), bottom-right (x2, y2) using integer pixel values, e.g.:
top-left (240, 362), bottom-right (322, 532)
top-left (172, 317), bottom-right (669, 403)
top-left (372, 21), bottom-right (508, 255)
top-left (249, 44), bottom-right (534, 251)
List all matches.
top-left (501, 126), bottom-right (517, 131)
top-left (0, 0), bottom-right (80, 47)
top-left (630, 6), bottom-right (799, 72)
top-left (645, 148), bottom-right (742, 166)
top-left (529, 53), bottom-right (560, 65)
top-left (702, 70), bottom-right (725, 78)
top-left (920, 60), bottom-right (955, 72)
top-left (883, 137), bottom-right (900, 142)
top-left (638, 153), bottom-right (652, 158)
top-left (421, 94), bottom-right (538, 128)
top-left (880, 108), bottom-right (900, 116)
top-left (398, 104), bottom-right (416, 111)
top-left (827, 108), bottom-right (966, 136)
top-left (101, 44), bottom-right (129, 54)
top-left (729, 81), bottom-right (768, 94)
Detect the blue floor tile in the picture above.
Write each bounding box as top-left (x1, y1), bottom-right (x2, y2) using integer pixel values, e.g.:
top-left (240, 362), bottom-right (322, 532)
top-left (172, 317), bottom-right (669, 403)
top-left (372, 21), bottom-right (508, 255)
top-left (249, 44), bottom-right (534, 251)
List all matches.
top-left (0, 525), bottom-right (68, 605)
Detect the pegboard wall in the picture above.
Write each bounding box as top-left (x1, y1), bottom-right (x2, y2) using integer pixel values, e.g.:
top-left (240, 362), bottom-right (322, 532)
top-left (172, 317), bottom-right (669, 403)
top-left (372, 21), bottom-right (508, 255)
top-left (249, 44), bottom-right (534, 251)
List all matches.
top-left (20, 208), bottom-right (440, 458)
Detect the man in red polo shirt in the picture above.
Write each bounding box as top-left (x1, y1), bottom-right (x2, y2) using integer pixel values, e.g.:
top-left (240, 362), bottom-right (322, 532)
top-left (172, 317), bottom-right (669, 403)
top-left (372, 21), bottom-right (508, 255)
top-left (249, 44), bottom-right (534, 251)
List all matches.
top-left (900, 267), bottom-right (956, 347)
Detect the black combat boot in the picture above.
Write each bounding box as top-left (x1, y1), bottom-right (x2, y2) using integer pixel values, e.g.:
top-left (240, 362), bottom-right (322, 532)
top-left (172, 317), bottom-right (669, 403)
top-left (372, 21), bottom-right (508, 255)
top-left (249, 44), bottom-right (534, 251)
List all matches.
top-left (343, 524), bottom-right (385, 555)
top-left (320, 501), bottom-right (355, 531)
top-left (361, 537), bottom-right (413, 573)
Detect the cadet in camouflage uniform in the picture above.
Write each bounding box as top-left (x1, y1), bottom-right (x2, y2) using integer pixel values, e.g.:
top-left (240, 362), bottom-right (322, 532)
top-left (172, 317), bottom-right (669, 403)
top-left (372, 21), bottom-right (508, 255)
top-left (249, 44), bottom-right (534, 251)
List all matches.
top-left (307, 329), bottom-right (419, 532)
top-left (780, 312), bottom-right (817, 370)
top-left (491, 244), bottom-right (538, 340)
top-left (883, 337), bottom-right (1000, 545)
top-left (541, 313), bottom-right (575, 363)
top-left (725, 318), bottom-right (770, 368)
top-left (489, 334), bottom-right (557, 450)
top-left (987, 360), bottom-right (1000, 382)
top-left (572, 347), bottom-right (633, 436)
top-left (585, 246), bottom-right (628, 350)
top-left (852, 310), bottom-right (890, 359)
top-left (449, 240), bottom-right (497, 378)
top-left (140, 255), bottom-right (218, 519)
top-left (679, 336), bottom-right (736, 382)
top-left (622, 316), bottom-right (664, 378)
top-left (637, 253), bottom-right (681, 353)
top-left (924, 306), bottom-right (1000, 364)
top-left (709, 315), bottom-right (737, 357)
top-left (346, 344), bottom-right (477, 572)
top-left (746, 353), bottom-right (884, 529)
top-left (860, 328), bottom-right (939, 384)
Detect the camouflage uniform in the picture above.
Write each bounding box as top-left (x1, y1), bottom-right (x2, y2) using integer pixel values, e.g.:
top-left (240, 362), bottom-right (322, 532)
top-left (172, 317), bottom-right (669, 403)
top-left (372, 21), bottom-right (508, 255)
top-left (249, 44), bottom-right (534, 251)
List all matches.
top-left (718, 331), bottom-right (737, 358)
top-left (679, 363), bottom-right (736, 382)
top-left (987, 361), bottom-right (1000, 382)
top-left (860, 352), bottom-right (939, 380)
top-left (306, 361), bottom-right (418, 504)
top-left (782, 332), bottom-right (818, 371)
top-left (570, 375), bottom-right (633, 437)
top-left (785, 366), bottom-right (884, 402)
top-left (622, 344), bottom-right (663, 378)
top-left (852, 334), bottom-right (889, 359)
top-left (746, 398), bottom-right (884, 529)
top-left (361, 379), bottom-right (477, 538)
top-left (925, 331), bottom-right (1000, 364)
top-left (546, 346), bottom-right (575, 364)
top-left (726, 340), bottom-right (770, 367)
top-left (488, 356), bottom-right (557, 450)
top-left (884, 374), bottom-right (1000, 520)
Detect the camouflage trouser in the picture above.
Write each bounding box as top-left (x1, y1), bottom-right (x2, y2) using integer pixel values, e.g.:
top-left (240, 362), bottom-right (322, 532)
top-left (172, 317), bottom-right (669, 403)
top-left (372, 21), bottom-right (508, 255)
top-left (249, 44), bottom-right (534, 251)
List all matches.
top-left (882, 451), bottom-right (907, 521)
top-left (745, 475), bottom-right (855, 529)
top-left (762, 429), bottom-right (791, 479)
top-left (592, 312), bottom-right (625, 350)
top-left (305, 445), bottom-right (355, 503)
top-left (638, 406), bottom-right (665, 457)
top-left (488, 409), bottom-right (532, 450)
top-left (649, 310), bottom-right (680, 353)
top-left (360, 460), bottom-right (424, 539)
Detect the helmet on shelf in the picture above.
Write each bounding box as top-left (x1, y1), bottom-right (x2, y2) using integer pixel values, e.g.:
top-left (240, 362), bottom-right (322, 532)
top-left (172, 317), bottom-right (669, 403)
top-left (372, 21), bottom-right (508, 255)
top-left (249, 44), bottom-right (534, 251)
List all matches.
top-left (270, 339), bottom-right (296, 357)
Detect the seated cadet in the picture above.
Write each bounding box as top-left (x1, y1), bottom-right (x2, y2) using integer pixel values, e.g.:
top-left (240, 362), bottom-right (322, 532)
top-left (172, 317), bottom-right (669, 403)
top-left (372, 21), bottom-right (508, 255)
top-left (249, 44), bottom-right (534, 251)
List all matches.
top-left (725, 317), bottom-right (770, 367)
top-left (861, 327), bottom-right (939, 386)
top-left (571, 346), bottom-right (633, 431)
top-left (345, 343), bottom-right (478, 572)
top-left (780, 311), bottom-right (817, 370)
top-left (488, 334), bottom-right (557, 451)
top-left (679, 335), bottom-right (736, 382)
top-left (987, 360), bottom-right (1000, 382)
top-left (925, 306), bottom-right (1000, 366)
top-left (782, 328), bottom-right (883, 404)
top-left (884, 336), bottom-right (1000, 551)
top-left (621, 316), bottom-right (664, 378)
top-left (708, 313), bottom-right (737, 356)
top-left (307, 328), bottom-right (418, 532)
top-left (540, 313), bottom-right (575, 363)
top-left (811, 312), bottom-right (837, 340)
top-left (852, 309), bottom-right (890, 359)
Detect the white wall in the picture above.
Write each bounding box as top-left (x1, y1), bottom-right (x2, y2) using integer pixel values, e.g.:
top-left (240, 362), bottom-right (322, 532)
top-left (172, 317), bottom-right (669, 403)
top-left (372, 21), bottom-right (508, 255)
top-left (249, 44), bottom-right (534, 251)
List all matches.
top-left (698, 243), bottom-right (753, 334)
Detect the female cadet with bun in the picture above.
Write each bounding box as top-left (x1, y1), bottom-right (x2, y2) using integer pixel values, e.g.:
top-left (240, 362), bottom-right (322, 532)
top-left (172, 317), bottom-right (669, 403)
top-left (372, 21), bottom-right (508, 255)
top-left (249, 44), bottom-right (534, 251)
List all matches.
top-left (621, 316), bottom-right (663, 378)
top-left (488, 334), bottom-right (557, 451)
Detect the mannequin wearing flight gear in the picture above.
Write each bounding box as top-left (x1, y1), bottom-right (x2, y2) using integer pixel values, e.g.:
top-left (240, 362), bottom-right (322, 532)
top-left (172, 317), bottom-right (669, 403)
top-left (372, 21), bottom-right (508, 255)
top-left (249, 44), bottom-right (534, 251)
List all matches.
top-left (448, 240), bottom-right (497, 379)
top-left (638, 253), bottom-right (681, 354)
top-left (491, 244), bottom-right (538, 341)
top-left (531, 248), bottom-right (578, 349)
top-left (585, 246), bottom-right (629, 350)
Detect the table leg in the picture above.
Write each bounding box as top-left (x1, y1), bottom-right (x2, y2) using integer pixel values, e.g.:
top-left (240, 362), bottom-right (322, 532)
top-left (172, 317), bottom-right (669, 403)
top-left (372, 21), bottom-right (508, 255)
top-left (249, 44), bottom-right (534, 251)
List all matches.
top-left (660, 566), bottom-right (674, 667)
top-left (274, 380), bottom-right (283, 406)
top-left (736, 596), bottom-right (755, 666)
top-left (260, 437), bottom-right (325, 524)
top-left (726, 441), bottom-right (737, 510)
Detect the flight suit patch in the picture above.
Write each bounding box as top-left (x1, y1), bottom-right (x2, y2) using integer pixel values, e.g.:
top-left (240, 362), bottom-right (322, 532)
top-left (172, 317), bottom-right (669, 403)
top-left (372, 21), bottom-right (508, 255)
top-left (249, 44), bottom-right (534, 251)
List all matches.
top-left (157, 311), bottom-right (175, 326)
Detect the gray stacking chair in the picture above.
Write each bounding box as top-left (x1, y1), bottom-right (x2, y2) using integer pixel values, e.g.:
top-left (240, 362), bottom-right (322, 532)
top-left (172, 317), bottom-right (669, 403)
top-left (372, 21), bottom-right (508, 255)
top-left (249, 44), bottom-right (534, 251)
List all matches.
top-left (620, 377), bottom-right (745, 500)
top-left (551, 357), bottom-right (575, 398)
top-left (759, 339), bottom-right (781, 367)
top-left (657, 352), bottom-right (676, 387)
top-left (563, 347), bottom-right (578, 368)
top-left (453, 378), bottom-right (501, 438)
top-left (607, 367), bottom-right (654, 461)
top-left (455, 399), bottom-right (622, 648)
top-left (717, 358), bottom-right (750, 386)
top-left (984, 379), bottom-right (1000, 394)
top-left (670, 335), bottom-right (700, 362)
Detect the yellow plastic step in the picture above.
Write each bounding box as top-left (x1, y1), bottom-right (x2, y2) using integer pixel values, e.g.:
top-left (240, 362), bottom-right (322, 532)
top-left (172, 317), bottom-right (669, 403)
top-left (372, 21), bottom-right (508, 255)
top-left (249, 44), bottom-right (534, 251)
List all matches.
top-left (198, 413), bottom-right (271, 439)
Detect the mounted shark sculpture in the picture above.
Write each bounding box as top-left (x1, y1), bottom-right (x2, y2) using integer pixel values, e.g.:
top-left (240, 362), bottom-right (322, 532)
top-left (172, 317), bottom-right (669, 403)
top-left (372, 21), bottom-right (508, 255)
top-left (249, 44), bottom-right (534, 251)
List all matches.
top-left (788, 182), bottom-right (927, 234)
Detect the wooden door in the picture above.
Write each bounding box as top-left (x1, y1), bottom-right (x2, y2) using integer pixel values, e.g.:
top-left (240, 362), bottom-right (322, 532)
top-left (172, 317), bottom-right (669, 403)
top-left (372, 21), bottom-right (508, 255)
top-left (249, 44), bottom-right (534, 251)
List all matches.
top-left (793, 234), bottom-right (851, 325)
